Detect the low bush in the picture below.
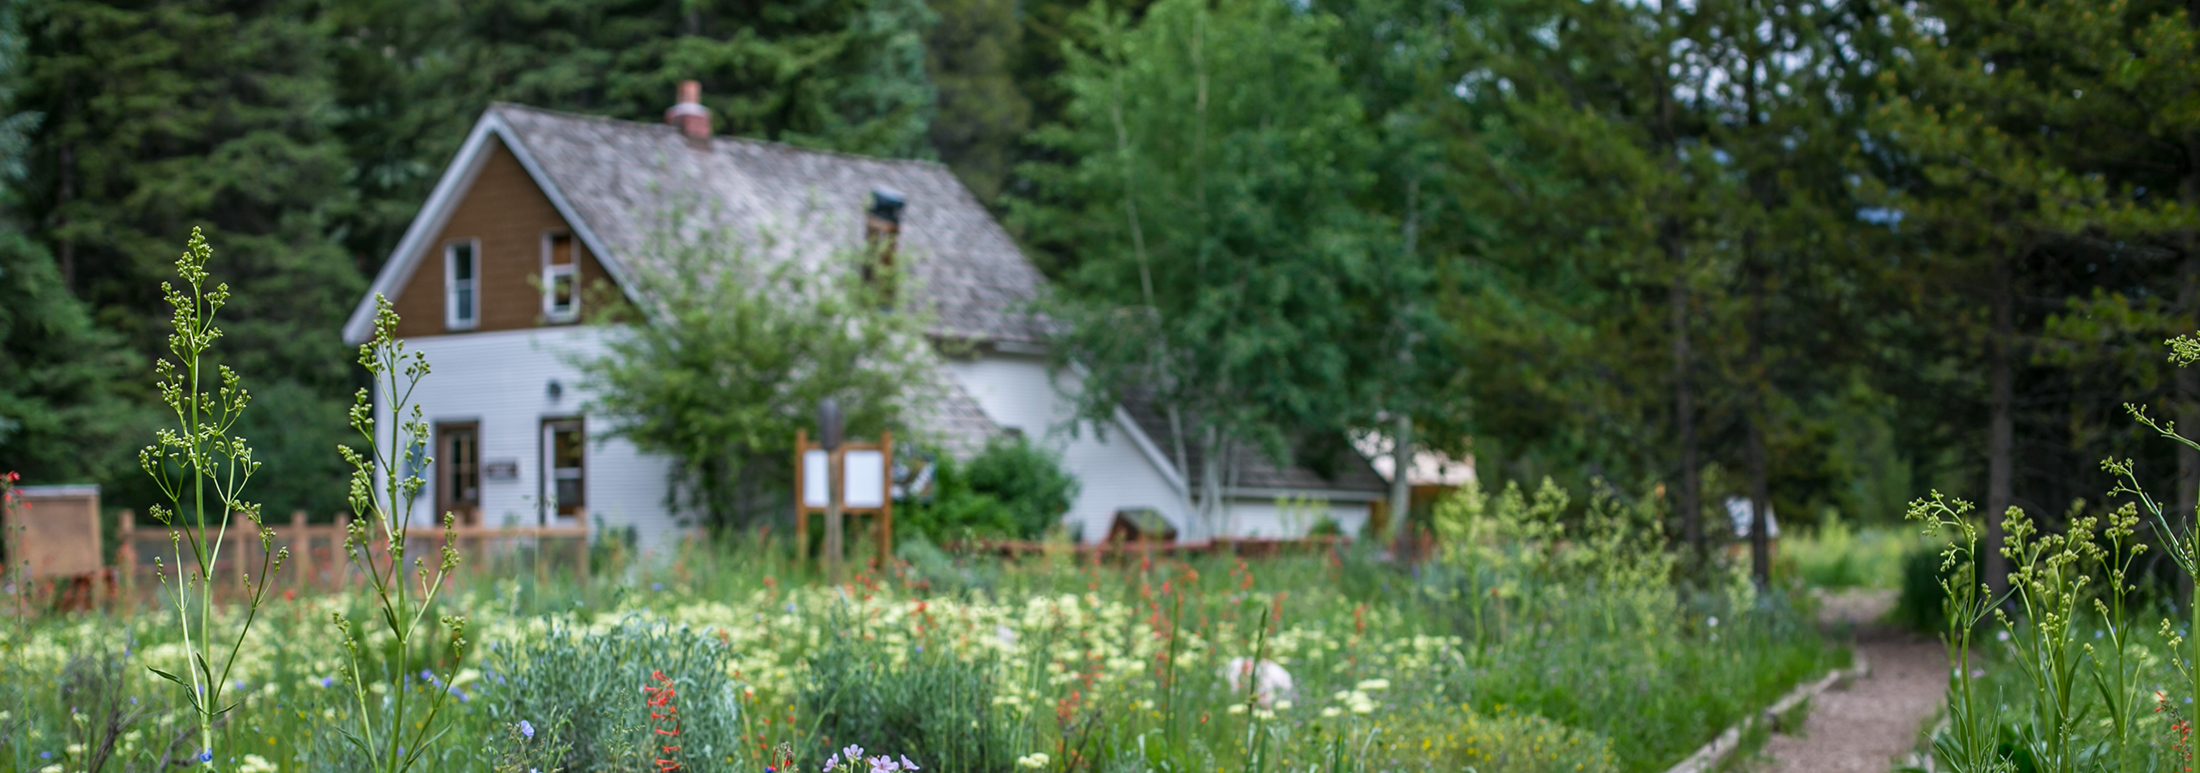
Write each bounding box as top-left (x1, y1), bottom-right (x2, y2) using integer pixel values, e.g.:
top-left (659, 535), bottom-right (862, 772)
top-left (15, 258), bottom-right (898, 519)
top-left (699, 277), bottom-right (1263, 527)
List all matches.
top-left (482, 619), bottom-right (743, 772)
top-left (906, 436), bottom-right (1079, 541)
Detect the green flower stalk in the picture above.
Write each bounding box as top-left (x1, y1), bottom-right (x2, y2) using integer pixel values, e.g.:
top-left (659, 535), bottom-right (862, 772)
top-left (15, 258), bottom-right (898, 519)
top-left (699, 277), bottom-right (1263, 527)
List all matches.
top-left (333, 295), bottom-right (469, 773)
top-left (136, 228), bottom-right (288, 769)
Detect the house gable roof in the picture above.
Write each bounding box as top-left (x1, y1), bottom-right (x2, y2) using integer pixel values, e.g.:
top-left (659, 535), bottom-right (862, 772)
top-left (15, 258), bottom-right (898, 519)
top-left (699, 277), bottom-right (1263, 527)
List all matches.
top-left (345, 103), bottom-right (1048, 346)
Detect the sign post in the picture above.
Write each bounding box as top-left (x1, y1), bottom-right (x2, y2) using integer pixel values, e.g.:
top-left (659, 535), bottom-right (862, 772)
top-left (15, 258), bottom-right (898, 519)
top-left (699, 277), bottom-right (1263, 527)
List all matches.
top-left (794, 426), bottom-right (895, 578)
top-left (818, 399), bottom-right (843, 583)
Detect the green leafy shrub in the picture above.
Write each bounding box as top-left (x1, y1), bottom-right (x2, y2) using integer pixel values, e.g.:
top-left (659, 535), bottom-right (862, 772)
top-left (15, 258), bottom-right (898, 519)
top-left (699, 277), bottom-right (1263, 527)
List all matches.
top-left (482, 619), bottom-right (743, 772)
top-left (1893, 540), bottom-right (1963, 635)
top-left (906, 436), bottom-right (1078, 540)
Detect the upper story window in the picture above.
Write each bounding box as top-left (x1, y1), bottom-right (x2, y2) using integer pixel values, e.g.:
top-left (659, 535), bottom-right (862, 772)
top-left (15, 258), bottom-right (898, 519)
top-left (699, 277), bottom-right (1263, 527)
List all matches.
top-left (543, 232), bottom-right (578, 323)
top-left (445, 240), bottom-right (479, 330)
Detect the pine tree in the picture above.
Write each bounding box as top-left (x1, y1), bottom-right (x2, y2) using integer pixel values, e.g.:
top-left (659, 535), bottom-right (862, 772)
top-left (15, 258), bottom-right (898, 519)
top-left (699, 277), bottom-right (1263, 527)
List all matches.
top-left (18, 0), bottom-right (363, 514)
top-left (1865, 0), bottom-right (2200, 590)
top-left (0, 1), bottom-right (142, 484)
top-left (925, 0), bottom-right (1030, 202)
top-left (453, 0), bottom-right (936, 159)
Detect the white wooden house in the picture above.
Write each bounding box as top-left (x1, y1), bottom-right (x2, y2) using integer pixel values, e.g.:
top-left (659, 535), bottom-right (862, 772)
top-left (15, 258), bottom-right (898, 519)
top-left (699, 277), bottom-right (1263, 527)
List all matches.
top-left (341, 88), bottom-right (1385, 552)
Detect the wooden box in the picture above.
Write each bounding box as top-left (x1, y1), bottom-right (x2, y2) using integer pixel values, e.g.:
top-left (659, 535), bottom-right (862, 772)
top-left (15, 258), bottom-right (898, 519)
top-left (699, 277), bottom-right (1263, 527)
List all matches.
top-left (7, 485), bottom-right (102, 578)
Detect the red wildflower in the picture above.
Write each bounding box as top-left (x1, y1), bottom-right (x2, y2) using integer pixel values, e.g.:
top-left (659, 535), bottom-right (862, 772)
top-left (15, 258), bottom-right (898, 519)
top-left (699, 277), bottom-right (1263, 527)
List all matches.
top-left (645, 670), bottom-right (682, 771)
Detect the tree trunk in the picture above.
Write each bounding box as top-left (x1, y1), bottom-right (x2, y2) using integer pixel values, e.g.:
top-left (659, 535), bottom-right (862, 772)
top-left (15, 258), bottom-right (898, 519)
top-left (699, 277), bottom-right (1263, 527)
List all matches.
top-left (1388, 178), bottom-right (1421, 544)
top-left (1669, 239), bottom-right (1702, 560)
top-left (1389, 414), bottom-right (1411, 543)
top-left (55, 140), bottom-right (75, 291)
top-left (1985, 250), bottom-right (2015, 597)
top-left (1746, 261), bottom-right (1771, 588)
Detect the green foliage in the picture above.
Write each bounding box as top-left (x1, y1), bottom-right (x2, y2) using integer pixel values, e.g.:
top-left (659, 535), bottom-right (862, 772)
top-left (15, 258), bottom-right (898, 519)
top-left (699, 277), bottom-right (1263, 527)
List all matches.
top-left (575, 212), bottom-right (937, 532)
top-left (0, 3), bottom-right (143, 486)
top-left (438, 0), bottom-right (937, 159)
top-left (903, 453), bottom-right (1016, 540)
top-left (1787, 515), bottom-right (1921, 590)
top-left (1019, 0), bottom-right (1435, 536)
top-left (975, 437), bottom-right (1077, 538)
top-left (19, 0), bottom-right (364, 515)
top-left (925, 0), bottom-right (1030, 201)
top-left (483, 620), bottom-right (741, 772)
top-left (0, 221), bottom-right (142, 484)
top-left (905, 437), bottom-right (1077, 540)
top-left (1892, 539), bottom-right (1976, 636)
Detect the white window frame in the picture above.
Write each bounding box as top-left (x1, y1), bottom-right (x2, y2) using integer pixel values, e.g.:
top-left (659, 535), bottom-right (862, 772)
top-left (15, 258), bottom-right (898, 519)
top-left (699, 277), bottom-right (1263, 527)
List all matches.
top-left (444, 239), bottom-right (481, 331)
top-left (542, 231), bottom-right (579, 323)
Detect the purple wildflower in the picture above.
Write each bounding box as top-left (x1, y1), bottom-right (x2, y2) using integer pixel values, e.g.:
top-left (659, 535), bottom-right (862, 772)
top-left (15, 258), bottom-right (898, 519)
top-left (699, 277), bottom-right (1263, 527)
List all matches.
top-left (519, 720), bottom-right (535, 739)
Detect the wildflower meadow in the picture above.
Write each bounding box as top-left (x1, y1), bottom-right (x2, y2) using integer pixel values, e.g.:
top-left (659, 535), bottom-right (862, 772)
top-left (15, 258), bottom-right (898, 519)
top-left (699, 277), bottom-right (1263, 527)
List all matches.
top-left (3, 525), bottom-right (1832, 773)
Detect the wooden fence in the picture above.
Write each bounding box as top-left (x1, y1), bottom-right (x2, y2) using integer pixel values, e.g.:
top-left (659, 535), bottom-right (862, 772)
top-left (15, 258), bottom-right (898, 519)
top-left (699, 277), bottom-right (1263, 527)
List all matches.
top-left (950, 535), bottom-right (1357, 560)
top-left (114, 510), bottom-right (590, 600)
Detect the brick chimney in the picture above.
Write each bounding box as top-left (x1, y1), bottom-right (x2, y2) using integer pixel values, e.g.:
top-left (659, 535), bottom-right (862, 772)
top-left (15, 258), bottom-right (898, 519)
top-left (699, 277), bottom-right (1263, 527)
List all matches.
top-left (665, 80), bottom-right (711, 139)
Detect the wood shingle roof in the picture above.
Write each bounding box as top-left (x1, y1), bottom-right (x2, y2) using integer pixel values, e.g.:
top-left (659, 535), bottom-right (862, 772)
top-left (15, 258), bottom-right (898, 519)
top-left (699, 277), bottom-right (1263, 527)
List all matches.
top-left (491, 103), bottom-right (1049, 345)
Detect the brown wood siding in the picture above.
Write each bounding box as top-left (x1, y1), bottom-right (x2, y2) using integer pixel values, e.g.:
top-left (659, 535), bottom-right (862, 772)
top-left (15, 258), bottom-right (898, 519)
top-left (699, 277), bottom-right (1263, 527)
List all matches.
top-left (390, 137), bottom-right (619, 338)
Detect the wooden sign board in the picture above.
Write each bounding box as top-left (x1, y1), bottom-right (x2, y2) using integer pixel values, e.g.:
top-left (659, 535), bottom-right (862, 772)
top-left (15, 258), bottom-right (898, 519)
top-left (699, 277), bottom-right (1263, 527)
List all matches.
top-left (6, 485), bottom-right (102, 579)
top-left (793, 429), bottom-right (894, 563)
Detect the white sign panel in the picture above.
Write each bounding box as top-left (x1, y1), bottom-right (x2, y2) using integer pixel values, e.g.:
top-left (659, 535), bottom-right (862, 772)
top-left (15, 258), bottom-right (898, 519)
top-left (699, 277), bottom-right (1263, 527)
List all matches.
top-left (843, 450), bottom-right (886, 508)
top-left (802, 449), bottom-right (830, 508)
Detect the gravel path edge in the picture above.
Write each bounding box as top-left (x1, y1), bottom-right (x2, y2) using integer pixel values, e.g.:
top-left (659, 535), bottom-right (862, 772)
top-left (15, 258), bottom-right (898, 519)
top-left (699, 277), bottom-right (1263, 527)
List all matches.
top-left (1663, 650), bottom-right (1876, 773)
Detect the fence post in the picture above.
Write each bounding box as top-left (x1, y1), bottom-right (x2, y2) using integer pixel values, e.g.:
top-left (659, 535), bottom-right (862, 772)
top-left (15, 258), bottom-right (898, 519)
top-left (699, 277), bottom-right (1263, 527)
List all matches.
top-left (116, 510), bottom-right (136, 604)
top-left (291, 511), bottom-right (309, 592)
top-left (335, 513), bottom-right (351, 589)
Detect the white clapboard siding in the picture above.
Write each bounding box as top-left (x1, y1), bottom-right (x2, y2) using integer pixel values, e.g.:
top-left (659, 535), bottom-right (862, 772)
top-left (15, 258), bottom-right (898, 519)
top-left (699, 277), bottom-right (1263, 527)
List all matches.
top-left (941, 354), bottom-right (1194, 540)
top-left (378, 326), bottom-right (683, 553)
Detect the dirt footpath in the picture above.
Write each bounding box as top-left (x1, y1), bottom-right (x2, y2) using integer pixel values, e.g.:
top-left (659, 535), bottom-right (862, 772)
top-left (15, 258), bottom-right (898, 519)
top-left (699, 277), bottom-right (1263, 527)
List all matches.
top-left (1759, 592), bottom-right (1947, 773)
